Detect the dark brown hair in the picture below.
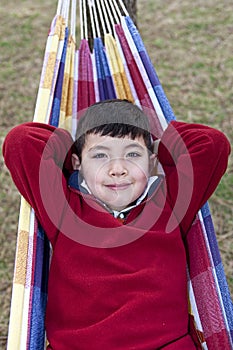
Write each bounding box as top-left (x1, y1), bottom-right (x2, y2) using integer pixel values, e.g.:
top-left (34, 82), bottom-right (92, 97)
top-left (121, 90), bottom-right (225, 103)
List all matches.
top-left (74, 99), bottom-right (153, 162)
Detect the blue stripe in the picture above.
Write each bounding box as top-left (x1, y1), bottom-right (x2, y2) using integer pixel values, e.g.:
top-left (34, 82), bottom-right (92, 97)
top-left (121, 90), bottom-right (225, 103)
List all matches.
top-left (201, 202), bottom-right (211, 218)
top-left (94, 38), bottom-right (116, 101)
top-left (202, 213), bottom-right (222, 266)
top-left (154, 86), bottom-right (175, 122)
top-left (29, 287), bottom-right (48, 350)
top-left (215, 263), bottom-right (233, 341)
top-left (29, 225), bottom-right (49, 349)
top-left (50, 27), bottom-right (69, 127)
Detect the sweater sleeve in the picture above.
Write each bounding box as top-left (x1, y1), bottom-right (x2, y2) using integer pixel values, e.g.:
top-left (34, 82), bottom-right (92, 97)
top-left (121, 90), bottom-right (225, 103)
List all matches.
top-left (2, 122), bottom-right (75, 245)
top-left (158, 120), bottom-right (231, 236)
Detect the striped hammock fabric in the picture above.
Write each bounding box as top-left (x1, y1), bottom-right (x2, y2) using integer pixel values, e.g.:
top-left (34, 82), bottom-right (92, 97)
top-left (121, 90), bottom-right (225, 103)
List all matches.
top-left (7, 0), bottom-right (233, 349)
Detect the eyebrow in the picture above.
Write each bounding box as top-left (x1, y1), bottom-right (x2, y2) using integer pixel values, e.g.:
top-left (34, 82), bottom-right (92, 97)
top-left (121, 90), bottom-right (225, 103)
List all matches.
top-left (124, 143), bottom-right (145, 150)
top-left (88, 143), bottom-right (145, 153)
top-left (88, 145), bottom-right (111, 152)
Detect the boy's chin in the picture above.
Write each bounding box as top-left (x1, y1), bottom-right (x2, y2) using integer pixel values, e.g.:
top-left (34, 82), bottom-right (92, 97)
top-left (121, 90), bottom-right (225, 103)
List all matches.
top-left (105, 202), bottom-right (125, 211)
top-left (103, 193), bottom-right (141, 212)
top-left (106, 200), bottom-right (133, 212)
top-left (103, 199), bottom-right (128, 212)
top-left (109, 206), bottom-right (127, 212)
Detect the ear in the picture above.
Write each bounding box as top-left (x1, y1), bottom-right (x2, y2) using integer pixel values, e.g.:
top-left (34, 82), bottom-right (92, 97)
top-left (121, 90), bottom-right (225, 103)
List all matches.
top-left (152, 139), bottom-right (160, 156)
top-left (149, 153), bottom-right (157, 172)
top-left (72, 153), bottom-right (81, 170)
top-left (149, 139), bottom-right (160, 175)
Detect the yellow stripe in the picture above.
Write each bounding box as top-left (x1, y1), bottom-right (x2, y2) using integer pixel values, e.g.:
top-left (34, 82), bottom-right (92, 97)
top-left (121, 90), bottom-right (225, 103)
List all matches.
top-left (66, 39), bottom-right (75, 119)
top-left (105, 34), bottom-right (134, 102)
top-left (60, 72), bottom-right (70, 114)
top-left (14, 230), bottom-right (29, 285)
top-left (66, 75), bottom-right (74, 119)
top-left (43, 52), bottom-right (57, 89)
top-left (59, 37), bottom-right (75, 131)
top-left (54, 16), bottom-right (66, 40)
top-left (60, 37), bottom-right (72, 114)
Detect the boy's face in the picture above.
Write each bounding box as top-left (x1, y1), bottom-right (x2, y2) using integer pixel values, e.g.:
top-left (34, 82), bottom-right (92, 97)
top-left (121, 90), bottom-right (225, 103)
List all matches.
top-left (72, 133), bottom-right (156, 212)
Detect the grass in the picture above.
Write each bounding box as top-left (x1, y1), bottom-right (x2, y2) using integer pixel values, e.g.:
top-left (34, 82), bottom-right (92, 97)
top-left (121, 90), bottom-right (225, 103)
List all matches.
top-left (0, 0), bottom-right (232, 348)
top-left (138, 0), bottom-right (233, 297)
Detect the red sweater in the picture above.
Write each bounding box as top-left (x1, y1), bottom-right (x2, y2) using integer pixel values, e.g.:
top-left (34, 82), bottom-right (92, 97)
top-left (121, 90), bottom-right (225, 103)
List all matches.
top-left (3, 121), bottom-right (230, 349)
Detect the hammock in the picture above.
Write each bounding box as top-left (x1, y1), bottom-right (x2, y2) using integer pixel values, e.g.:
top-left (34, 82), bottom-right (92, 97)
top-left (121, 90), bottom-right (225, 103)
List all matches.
top-left (7, 1), bottom-right (233, 349)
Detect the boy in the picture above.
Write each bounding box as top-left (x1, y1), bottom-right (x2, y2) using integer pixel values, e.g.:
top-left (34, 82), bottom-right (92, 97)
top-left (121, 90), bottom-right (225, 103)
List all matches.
top-left (3, 99), bottom-right (230, 349)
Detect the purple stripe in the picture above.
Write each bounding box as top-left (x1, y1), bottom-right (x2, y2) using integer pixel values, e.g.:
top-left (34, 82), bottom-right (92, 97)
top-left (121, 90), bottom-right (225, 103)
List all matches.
top-left (202, 214), bottom-right (222, 266)
top-left (94, 38), bottom-right (116, 100)
top-left (124, 16), bottom-right (175, 122)
top-left (215, 263), bottom-right (233, 339)
top-left (124, 17), bottom-right (159, 85)
top-left (29, 287), bottom-right (47, 350)
top-left (33, 225), bottom-right (50, 292)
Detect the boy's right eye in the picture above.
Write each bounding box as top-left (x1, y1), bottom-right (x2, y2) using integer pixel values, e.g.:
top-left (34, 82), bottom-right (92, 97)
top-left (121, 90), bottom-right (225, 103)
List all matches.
top-left (92, 153), bottom-right (107, 159)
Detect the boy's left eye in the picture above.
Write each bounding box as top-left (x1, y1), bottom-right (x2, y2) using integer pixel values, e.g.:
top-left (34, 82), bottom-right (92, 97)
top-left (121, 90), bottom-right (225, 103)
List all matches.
top-left (126, 152), bottom-right (141, 158)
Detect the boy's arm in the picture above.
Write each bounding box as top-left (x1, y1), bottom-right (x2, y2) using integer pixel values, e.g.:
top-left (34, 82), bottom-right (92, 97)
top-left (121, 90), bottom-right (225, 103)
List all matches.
top-left (157, 120), bottom-right (231, 236)
top-left (2, 122), bottom-right (74, 245)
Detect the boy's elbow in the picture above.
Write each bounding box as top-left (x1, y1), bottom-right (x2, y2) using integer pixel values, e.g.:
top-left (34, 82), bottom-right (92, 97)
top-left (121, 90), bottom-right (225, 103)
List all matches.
top-left (210, 129), bottom-right (231, 180)
top-left (3, 124), bottom-right (28, 161)
top-left (213, 128), bottom-right (231, 160)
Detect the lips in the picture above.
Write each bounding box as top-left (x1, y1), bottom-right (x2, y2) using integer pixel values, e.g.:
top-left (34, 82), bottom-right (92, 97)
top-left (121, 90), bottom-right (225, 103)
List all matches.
top-left (105, 183), bottom-right (131, 190)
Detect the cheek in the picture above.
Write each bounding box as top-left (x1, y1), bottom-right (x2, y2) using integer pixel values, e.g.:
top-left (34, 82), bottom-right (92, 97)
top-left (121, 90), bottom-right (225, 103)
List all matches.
top-left (137, 173), bottom-right (149, 190)
top-left (82, 165), bottom-right (105, 190)
top-left (130, 161), bottom-right (150, 179)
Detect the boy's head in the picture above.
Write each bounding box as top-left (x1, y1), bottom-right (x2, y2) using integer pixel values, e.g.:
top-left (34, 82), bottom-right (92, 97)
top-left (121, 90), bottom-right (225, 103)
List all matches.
top-left (74, 99), bottom-right (153, 161)
top-left (72, 99), bottom-right (156, 211)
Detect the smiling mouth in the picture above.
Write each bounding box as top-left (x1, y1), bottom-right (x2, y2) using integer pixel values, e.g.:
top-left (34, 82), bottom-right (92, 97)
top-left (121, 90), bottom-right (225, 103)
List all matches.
top-left (105, 183), bottom-right (131, 190)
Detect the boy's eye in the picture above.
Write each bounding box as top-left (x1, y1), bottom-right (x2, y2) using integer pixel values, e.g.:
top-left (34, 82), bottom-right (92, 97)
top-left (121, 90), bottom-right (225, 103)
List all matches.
top-left (92, 153), bottom-right (108, 159)
top-left (126, 152), bottom-right (141, 158)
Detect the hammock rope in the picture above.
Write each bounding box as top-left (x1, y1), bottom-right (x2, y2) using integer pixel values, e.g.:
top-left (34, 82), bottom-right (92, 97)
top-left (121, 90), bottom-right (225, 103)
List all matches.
top-left (7, 1), bottom-right (233, 349)
top-left (71, 0), bottom-right (77, 40)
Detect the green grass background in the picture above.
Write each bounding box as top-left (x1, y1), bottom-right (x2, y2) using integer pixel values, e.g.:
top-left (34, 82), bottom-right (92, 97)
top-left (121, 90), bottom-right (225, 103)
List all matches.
top-left (0, 0), bottom-right (232, 348)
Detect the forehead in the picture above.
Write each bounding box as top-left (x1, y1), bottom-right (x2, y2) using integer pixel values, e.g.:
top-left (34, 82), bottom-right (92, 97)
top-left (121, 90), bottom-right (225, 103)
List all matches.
top-left (83, 133), bottom-right (147, 152)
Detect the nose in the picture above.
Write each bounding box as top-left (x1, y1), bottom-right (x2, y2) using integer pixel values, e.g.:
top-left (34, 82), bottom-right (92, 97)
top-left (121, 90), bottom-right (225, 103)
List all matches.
top-left (108, 159), bottom-right (128, 177)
